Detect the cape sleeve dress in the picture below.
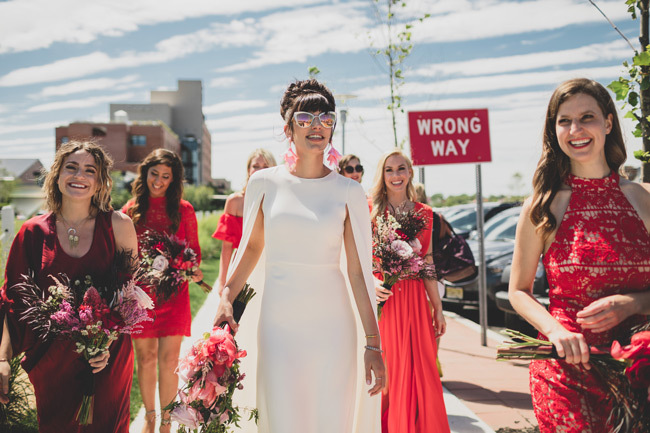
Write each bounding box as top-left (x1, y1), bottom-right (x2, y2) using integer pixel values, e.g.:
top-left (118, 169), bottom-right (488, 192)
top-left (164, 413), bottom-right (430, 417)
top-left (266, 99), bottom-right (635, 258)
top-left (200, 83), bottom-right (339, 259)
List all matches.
top-left (0, 211), bottom-right (133, 433)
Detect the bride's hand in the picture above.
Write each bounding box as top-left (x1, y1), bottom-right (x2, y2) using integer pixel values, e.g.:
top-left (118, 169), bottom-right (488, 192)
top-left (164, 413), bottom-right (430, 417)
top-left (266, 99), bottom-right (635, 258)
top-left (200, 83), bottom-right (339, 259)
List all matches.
top-left (213, 295), bottom-right (238, 333)
top-left (364, 349), bottom-right (386, 396)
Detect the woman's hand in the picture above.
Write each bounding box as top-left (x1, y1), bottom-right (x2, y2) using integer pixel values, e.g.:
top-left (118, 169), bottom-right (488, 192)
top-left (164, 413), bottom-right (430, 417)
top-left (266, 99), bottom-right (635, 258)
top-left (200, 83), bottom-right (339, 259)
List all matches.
top-left (433, 307), bottom-right (446, 338)
top-left (192, 268), bottom-right (204, 283)
top-left (0, 359), bottom-right (10, 404)
top-left (546, 328), bottom-right (591, 369)
top-left (88, 350), bottom-right (111, 374)
top-left (364, 349), bottom-right (386, 396)
top-left (375, 284), bottom-right (392, 303)
top-left (576, 294), bottom-right (636, 333)
top-left (213, 291), bottom-right (238, 333)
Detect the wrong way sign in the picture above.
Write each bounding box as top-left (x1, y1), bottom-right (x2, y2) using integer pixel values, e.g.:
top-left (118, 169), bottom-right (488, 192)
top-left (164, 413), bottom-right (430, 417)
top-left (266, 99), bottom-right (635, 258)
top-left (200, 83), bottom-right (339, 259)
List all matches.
top-left (408, 109), bottom-right (491, 165)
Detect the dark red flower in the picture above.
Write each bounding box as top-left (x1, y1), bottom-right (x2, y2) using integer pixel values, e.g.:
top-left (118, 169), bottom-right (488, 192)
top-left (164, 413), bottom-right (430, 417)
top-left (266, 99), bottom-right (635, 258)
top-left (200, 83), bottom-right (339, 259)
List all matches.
top-left (626, 357), bottom-right (650, 389)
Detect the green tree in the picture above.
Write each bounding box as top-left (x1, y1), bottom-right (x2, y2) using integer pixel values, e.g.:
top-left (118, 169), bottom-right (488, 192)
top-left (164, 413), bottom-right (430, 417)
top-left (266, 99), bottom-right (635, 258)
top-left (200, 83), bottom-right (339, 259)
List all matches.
top-left (183, 184), bottom-right (216, 211)
top-left (308, 66), bottom-right (321, 79)
top-left (0, 168), bottom-right (15, 207)
top-left (110, 171), bottom-right (132, 210)
top-left (370, 0), bottom-right (429, 149)
top-left (601, 0), bottom-right (650, 180)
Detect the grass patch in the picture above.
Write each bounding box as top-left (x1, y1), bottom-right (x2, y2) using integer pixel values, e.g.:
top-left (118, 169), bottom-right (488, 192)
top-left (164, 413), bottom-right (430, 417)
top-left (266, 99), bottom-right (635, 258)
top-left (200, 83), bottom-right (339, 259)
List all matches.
top-left (129, 211), bottom-right (223, 421)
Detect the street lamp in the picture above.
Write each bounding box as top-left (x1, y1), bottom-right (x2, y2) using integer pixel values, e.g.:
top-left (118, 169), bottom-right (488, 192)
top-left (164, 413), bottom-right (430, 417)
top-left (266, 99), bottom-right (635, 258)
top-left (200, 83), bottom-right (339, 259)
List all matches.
top-left (334, 94), bottom-right (357, 156)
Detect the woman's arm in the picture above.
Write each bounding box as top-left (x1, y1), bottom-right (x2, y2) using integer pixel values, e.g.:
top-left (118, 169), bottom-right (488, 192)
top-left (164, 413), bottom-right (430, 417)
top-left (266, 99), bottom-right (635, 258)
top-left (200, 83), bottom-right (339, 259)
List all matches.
top-left (212, 203), bottom-right (265, 332)
top-left (112, 211), bottom-right (138, 259)
top-left (215, 196), bottom-right (240, 293)
top-left (508, 199), bottom-right (591, 368)
top-left (0, 317), bottom-right (12, 403)
top-left (343, 211), bottom-right (385, 396)
top-left (422, 234), bottom-right (446, 337)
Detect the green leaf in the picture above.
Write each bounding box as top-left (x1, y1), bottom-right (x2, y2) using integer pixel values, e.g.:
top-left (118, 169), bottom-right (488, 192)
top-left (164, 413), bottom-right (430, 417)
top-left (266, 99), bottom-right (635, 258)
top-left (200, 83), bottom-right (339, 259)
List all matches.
top-left (634, 149), bottom-right (650, 162)
top-left (624, 110), bottom-right (637, 120)
top-left (633, 51), bottom-right (650, 66)
top-left (629, 91), bottom-right (640, 107)
top-left (633, 125), bottom-right (643, 138)
top-left (608, 80), bottom-right (630, 100)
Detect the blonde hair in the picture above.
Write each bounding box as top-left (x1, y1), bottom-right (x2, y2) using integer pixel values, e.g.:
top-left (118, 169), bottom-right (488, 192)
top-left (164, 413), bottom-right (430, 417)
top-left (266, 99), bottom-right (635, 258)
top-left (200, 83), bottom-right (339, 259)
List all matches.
top-left (244, 148), bottom-right (277, 190)
top-left (370, 149), bottom-right (415, 220)
top-left (413, 182), bottom-right (428, 204)
top-left (44, 140), bottom-right (114, 215)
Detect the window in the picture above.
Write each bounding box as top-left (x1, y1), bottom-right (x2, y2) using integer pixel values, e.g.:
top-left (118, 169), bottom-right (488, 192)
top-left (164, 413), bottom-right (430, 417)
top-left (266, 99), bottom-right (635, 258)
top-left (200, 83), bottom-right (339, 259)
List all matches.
top-left (130, 135), bottom-right (147, 146)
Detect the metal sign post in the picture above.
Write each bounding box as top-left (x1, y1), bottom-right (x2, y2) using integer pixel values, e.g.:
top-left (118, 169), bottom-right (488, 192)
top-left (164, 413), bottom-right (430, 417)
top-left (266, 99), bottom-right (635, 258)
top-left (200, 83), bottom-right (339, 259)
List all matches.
top-left (475, 166), bottom-right (488, 346)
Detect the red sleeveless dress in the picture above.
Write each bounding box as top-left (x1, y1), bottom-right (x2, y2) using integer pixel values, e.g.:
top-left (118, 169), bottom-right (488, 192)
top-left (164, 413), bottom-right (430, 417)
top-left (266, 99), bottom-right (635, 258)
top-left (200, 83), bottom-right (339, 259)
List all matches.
top-left (377, 202), bottom-right (450, 433)
top-left (122, 197), bottom-right (199, 338)
top-left (212, 212), bottom-right (243, 249)
top-left (1, 211), bottom-right (133, 432)
top-left (531, 172), bottom-right (650, 432)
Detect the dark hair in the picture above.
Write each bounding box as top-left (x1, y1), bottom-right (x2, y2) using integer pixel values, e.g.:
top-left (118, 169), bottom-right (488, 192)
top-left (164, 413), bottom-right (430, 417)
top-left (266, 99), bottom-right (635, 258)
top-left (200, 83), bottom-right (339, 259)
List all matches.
top-left (127, 149), bottom-right (185, 233)
top-left (531, 78), bottom-right (626, 238)
top-left (44, 140), bottom-right (114, 215)
top-left (338, 154), bottom-right (361, 174)
top-left (280, 79), bottom-right (336, 137)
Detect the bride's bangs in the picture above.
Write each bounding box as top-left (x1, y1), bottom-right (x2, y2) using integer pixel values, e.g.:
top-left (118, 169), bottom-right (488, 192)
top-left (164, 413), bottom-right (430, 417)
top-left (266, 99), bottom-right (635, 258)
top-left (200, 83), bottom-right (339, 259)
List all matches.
top-left (295, 93), bottom-right (334, 114)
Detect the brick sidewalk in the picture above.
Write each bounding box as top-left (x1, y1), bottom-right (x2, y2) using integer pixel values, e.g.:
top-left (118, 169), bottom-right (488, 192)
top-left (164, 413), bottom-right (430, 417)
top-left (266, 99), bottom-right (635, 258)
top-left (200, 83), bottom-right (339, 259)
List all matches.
top-left (439, 313), bottom-right (539, 431)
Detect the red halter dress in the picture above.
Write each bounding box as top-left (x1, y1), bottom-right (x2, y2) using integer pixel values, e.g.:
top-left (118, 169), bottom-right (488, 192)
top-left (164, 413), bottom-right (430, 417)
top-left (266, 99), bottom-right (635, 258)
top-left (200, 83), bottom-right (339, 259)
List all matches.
top-left (531, 172), bottom-right (650, 432)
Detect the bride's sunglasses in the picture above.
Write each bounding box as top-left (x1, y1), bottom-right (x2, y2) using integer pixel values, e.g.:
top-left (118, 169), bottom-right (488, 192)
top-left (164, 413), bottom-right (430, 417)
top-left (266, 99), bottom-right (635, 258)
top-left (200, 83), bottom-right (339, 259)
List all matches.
top-left (344, 165), bottom-right (364, 174)
top-left (293, 111), bottom-right (337, 129)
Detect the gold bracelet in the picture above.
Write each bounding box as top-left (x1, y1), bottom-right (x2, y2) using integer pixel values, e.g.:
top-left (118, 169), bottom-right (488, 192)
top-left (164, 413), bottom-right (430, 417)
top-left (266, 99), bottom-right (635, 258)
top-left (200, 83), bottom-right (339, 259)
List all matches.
top-left (364, 345), bottom-right (383, 353)
top-left (365, 334), bottom-right (379, 339)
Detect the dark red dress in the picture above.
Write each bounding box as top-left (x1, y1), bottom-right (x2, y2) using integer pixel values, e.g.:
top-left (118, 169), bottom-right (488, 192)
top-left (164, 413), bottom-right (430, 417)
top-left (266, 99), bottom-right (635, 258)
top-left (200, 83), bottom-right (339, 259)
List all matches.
top-left (376, 203), bottom-right (450, 433)
top-left (212, 212), bottom-right (243, 249)
top-left (531, 172), bottom-right (650, 432)
top-left (122, 197), bottom-right (199, 338)
top-left (0, 211), bottom-right (133, 433)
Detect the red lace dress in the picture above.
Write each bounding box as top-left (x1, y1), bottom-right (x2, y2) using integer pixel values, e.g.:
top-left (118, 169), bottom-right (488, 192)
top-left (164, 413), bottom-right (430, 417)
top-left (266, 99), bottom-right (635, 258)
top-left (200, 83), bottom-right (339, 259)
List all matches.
top-left (122, 197), bottom-right (200, 338)
top-left (0, 212), bottom-right (133, 432)
top-left (531, 172), bottom-right (650, 432)
top-left (212, 212), bottom-right (243, 249)
top-left (376, 202), bottom-right (450, 433)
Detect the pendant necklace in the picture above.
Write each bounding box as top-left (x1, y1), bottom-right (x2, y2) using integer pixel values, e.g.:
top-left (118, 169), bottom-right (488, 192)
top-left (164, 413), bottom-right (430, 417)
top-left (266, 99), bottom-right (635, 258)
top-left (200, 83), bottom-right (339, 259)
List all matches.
top-left (58, 214), bottom-right (90, 248)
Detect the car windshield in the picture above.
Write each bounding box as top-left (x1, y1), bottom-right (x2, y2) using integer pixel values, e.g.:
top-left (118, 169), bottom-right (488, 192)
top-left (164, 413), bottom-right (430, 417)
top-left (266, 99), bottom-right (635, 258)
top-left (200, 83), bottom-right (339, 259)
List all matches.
top-left (484, 208), bottom-right (521, 241)
top-left (445, 203), bottom-right (503, 232)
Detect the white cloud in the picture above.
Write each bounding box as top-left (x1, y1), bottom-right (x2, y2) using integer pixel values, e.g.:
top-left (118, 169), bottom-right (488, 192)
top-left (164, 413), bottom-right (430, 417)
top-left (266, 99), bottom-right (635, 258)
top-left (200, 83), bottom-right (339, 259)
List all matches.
top-left (204, 100), bottom-right (269, 115)
top-left (0, 120), bottom-right (68, 135)
top-left (0, 0), bottom-right (319, 54)
top-left (33, 75), bottom-right (143, 98)
top-left (209, 77), bottom-right (241, 88)
top-left (27, 92), bottom-right (136, 113)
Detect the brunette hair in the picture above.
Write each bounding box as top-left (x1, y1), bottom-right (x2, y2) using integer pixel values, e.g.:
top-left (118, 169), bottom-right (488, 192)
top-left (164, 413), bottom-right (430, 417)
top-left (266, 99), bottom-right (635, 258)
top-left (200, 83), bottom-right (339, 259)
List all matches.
top-left (338, 154), bottom-right (362, 175)
top-left (280, 78), bottom-right (336, 138)
top-left (127, 149), bottom-right (185, 233)
top-left (244, 148), bottom-right (277, 191)
top-left (44, 140), bottom-right (114, 215)
top-left (530, 78), bottom-right (626, 238)
top-left (370, 149), bottom-right (416, 220)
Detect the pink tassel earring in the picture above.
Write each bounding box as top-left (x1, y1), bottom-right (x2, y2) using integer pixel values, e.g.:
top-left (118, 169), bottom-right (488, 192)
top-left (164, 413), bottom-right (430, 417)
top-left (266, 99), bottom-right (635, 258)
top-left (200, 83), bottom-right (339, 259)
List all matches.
top-left (283, 143), bottom-right (298, 171)
top-left (326, 144), bottom-right (342, 169)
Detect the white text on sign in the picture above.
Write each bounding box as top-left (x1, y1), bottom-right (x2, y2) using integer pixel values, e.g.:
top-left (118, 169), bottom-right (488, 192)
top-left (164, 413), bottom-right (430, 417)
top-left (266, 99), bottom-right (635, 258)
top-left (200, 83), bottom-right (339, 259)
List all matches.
top-left (416, 117), bottom-right (482, 157)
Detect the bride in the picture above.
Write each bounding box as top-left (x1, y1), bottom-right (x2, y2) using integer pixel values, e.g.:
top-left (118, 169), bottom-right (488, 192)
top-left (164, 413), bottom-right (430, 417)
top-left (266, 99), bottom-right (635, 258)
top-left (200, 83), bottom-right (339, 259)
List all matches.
top-left (213, 78), bottom-right (384, 433)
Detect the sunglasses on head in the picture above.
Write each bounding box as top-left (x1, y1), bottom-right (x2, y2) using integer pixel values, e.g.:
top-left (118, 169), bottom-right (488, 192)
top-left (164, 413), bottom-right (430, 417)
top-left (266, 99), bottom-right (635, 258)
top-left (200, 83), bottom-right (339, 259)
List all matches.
top-left (293, 111), bottom-right (337, 129)
top-left (344, 165), bottom-right (364, 174)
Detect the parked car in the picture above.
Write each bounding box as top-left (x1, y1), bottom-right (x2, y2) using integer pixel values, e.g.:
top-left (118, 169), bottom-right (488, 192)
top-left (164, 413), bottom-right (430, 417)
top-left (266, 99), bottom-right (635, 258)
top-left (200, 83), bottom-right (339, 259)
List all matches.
top-left (441, 206), bottom-right (549, 315)
top-left (444, 202), bottom-right (520, 239)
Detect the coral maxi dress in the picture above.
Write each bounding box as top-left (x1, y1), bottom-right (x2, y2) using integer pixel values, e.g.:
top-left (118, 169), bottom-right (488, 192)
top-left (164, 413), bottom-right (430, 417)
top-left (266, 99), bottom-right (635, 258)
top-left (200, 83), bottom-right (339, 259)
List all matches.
top-left (531, 172), bottom-right (650, 432)
top-left (122, 197), bottom-right (200, 337)
top-left (1, 211), bottom-right (133, 432)
top-left (378, 202), bottom-right (450, 433)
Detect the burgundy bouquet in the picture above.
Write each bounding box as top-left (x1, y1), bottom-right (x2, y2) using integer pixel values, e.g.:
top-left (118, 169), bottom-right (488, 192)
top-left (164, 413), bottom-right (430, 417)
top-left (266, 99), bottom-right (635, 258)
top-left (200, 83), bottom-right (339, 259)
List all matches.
top-left (13, 252), bottom-right (153, 425)
top-left (139, 230), bottom-right (211, 301)
top-left (166, 284), bottom-right (257, 433)
top-left (497, 328), bottom-right (650, 432)
top-left (372, 208), bottom-right (437, 317)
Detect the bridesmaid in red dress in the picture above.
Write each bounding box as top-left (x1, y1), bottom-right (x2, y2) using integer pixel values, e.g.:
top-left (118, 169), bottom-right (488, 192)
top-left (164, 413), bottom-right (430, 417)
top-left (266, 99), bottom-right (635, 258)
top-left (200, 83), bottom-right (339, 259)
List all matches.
top-left (509, 78), bottom-right (650, 432)
top-left (0, 141), bottom-right (138, 432)
top-left (122, 149), bottom-right (203, 433)
top-left (212, 149), bottom-right (275, 293)
top-left (373, 150), bottom-right (450, 433)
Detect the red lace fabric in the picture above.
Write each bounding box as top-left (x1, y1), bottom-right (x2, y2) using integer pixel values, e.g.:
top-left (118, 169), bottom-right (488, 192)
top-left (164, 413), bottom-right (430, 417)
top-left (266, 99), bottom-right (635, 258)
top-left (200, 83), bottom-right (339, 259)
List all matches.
top-left (212, 213), bottom-right (243, 249)
top-left (122, 197), bottom-right (200, 337)
top-left (531, 172), bottom-right (650, 433)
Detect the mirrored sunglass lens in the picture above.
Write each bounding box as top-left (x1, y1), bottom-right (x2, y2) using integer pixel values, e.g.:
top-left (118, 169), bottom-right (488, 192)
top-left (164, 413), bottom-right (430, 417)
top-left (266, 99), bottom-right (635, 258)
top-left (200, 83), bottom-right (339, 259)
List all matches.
top-left (295, 112), bottom-right (314, 127)
top-left (320, 113), bottom-right (336, 127)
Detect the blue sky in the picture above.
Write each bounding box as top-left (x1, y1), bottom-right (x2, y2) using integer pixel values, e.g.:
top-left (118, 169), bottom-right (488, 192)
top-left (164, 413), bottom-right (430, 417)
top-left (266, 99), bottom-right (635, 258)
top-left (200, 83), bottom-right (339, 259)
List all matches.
top-left (0, 0), bottom-right (642, 196)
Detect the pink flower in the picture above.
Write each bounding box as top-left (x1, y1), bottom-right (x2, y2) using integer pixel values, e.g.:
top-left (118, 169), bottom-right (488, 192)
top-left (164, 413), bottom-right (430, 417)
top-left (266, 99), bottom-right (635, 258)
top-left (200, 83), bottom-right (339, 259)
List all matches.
top-left (203, 328), bottom-right (239, 367)
top-left (170, 404), bottom-right (201, 429)
top-left (390, 240), bottom-right (413, 259)
top-left (152, 255), bottom-right (169, 272)
top-left (611, 331), bottom-right (650, 359)
top-left (408, 238), bottom-right (422, 254)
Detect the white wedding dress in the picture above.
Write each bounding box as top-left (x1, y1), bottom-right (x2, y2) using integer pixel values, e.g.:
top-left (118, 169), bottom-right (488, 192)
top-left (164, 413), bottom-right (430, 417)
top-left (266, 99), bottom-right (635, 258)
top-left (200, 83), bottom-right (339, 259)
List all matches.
top-left (224, 164), bottom-right (380, 433)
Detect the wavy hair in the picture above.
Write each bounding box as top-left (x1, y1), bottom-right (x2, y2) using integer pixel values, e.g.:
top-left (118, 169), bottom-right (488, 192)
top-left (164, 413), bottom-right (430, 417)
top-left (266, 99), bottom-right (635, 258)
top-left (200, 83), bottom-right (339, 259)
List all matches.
top-left (43, 140), bottom-right (114, 215)
top-left (280, 79), bottom-right (336, 138)
top-left (244, 148), bottom-right (277, 191)
top-left (531, 78), bottom-right (626, 238)
top-left (370, 149), bottom-right (416, 220)
top-left (127, 149), bottom-right (185, 233)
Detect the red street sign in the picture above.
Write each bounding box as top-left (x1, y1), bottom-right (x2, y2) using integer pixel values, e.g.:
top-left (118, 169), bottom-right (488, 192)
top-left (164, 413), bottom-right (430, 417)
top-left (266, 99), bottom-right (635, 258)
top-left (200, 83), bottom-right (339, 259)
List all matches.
top-left (408, 109), bottom-right (491, 165)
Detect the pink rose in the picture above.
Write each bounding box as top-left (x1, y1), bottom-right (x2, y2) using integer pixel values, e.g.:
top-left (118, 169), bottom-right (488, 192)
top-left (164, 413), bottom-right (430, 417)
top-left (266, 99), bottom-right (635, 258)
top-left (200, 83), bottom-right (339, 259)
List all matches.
top-left (170, 404), bottom-right (201, 429)
top-left (611, 331), bottom-right (650, 360)
top-left (203, 328), bottom-right (238, 367)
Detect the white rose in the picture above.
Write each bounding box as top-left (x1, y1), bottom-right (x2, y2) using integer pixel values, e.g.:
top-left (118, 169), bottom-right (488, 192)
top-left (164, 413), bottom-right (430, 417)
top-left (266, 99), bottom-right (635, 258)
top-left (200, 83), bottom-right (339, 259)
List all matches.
top-left (152, 255), bottom-right (169, 272)
top-left (408, 238), bottom-right (422, 254)
top-left (391, 240), bottom-right (413, 259)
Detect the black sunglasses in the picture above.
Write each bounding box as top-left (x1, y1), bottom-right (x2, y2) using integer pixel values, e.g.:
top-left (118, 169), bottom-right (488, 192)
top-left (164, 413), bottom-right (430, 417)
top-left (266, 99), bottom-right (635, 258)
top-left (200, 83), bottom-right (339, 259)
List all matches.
top-left (344, 165), bottom-right (364, 174)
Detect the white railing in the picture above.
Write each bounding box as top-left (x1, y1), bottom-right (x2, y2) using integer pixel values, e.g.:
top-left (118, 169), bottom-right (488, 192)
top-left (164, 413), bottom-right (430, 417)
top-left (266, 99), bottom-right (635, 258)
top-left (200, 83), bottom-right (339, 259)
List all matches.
top-left (1, 205), bottom-right (15, 278)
